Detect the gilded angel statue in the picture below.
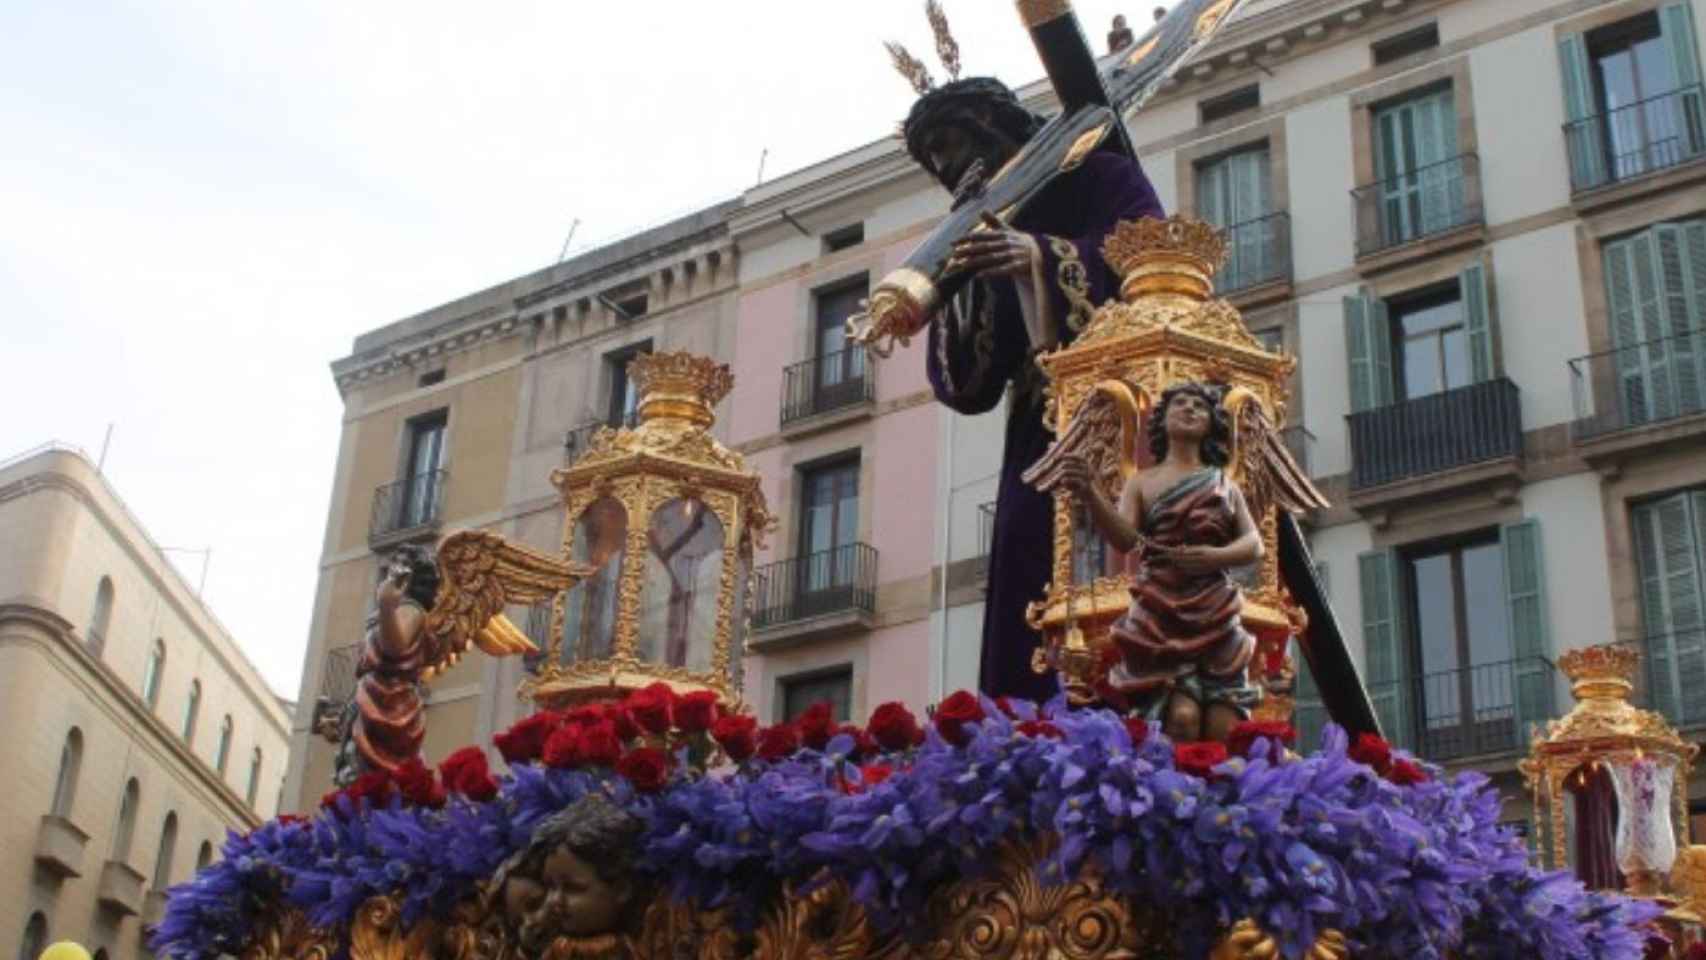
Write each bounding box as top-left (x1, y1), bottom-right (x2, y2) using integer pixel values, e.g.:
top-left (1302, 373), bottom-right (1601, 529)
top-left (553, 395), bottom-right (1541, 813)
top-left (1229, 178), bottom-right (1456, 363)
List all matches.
top-left (331, 532), bottom-right (592, 785)
top-left (1025, 380), bottom-right (1326, 744)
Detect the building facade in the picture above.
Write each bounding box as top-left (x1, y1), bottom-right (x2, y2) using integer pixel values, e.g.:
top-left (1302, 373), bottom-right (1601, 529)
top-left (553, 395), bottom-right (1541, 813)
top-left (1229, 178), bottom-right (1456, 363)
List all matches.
top-left (288, 0), bottom-right (1706, 837)
top-left (1, 445), bottom-right (290, 957)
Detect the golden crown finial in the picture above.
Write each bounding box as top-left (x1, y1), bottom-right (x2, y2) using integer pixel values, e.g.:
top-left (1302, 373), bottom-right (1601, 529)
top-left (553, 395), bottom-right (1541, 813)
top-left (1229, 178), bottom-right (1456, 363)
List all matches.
top-left (1559, 643), bottom-right (1640, 703)
top-left (629, 352), bottom-right (734, 428)
top-left (1100, 216), bottom-right (1228, 303)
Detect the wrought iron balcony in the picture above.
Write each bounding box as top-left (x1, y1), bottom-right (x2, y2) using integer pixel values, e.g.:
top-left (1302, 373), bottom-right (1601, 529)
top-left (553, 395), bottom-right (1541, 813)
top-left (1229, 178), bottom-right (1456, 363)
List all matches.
top-left (1347, 378), bottom-right (1522, 491)
top-left (976, 501), bottom-right (997, 582)
top-left (751, 543), bottom-right (878, 632)
top-left (1569, 330), bottom-right (1706, 440)
top-left (369, 469), bottom-right (447, 544)
top-left (311, 642), bottom-right (361, 740)
top-left (1351, 153), bottom-right (1482, 257)
top-left (564, 411), bottom-right (640, 460)
top-left (781, 350), bottom-right (874, 428)
top-left (1213, 212), bottom-right (1292, 296)
top-left (1365, 656), bottom-right (1559, 763)
top-left (1564, 84), bottom-right (1706, 194)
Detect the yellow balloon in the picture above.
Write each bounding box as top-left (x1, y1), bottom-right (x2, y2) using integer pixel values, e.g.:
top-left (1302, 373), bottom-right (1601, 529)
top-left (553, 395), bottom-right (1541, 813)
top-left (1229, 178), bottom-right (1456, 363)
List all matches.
top-left (38, 945), bottom-right (93, 960)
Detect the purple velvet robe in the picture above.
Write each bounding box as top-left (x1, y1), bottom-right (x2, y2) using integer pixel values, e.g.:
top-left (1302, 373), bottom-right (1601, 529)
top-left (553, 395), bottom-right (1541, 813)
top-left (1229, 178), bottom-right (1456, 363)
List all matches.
top-left (926, 151), bottom-right (1165, 701)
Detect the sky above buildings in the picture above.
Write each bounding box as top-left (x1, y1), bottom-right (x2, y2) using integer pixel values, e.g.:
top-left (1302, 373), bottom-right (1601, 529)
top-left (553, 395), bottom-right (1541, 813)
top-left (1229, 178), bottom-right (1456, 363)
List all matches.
top-left (0, 0), bottom-right (1166, 700)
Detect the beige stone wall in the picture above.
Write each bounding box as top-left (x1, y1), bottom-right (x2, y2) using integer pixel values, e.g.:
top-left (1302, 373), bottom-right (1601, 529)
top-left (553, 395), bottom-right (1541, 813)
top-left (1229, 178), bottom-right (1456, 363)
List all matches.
top-left (0, 447), bottom-right (288, 955)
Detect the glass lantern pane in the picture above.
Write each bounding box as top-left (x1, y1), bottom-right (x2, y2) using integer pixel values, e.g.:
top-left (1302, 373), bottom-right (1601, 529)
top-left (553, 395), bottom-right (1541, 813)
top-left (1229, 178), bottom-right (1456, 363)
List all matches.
top-left (563, 497), bottom-right (627, 663)
top-left (638, 498), bottom-right (725, 672)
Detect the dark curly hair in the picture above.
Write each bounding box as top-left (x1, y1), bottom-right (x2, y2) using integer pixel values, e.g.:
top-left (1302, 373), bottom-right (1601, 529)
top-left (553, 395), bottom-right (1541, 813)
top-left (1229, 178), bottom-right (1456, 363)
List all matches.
top-left (1147, 382), bottom-right (1232, 467)
top-left (901, 77), bottom-right (1046, 179)
top-left (389, 543), bottom-right (440, 610)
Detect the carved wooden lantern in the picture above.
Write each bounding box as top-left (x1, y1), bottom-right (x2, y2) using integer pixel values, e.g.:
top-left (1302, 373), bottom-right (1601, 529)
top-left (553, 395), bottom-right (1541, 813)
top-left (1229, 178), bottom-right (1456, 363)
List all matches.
top-left (1025, 217), bottom-right (1307, 709)
top-left (524, 352), bottom-right (773, 708)
top-left (1520, 644), bottom-right (1698, 896)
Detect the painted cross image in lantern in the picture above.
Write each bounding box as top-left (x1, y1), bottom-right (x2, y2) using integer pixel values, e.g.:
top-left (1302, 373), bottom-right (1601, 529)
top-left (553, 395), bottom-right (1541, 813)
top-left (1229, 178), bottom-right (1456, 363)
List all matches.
top-left (524, 352), bottom-right (772, 709)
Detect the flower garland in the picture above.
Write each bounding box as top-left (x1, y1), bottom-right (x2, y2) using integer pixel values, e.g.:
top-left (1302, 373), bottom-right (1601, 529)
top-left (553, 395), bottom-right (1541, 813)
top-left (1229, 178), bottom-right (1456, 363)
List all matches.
top-left (152, 687), bottom-right (1660, 960)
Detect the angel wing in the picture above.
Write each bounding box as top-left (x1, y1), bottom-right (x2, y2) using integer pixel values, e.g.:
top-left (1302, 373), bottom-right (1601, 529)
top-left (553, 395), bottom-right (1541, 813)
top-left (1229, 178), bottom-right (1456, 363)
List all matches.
top-left (1023, 380), bottom-right (1149, 502)
top-left (1221, 387), bottom-right (1329, 523)
top-left (421, 530), bottom-right (595, 681)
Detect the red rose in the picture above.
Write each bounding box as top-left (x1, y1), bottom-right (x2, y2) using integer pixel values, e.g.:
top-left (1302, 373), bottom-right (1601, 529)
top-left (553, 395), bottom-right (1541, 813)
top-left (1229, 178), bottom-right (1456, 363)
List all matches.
top-left (346, 770), bottom-right (395, 807)
top-left (1124, 717), bottom-right (1150, 746)
top-left (995, 696), bottom-right (1018, 719)
top-left (712, 714), bottom-right (758, 762)
top-left (674, 691), bottom-right (721, 734)
top-left (1349, 733), bottom-right (1393, 773)
top-left (576, 721), bottom-right (623, 767)
top-left (861, 763), bottom-right (894, 787)
top-left (1226, 721), bottom-right (1296, 758)
top-left (867, 702), bottom-right (921, 752)
top-left (1387, 758), bottom-right (1429, 786)
top-left (494, 710), bottom-right (563, 766)
top-left (934, 690), bottom-right (986, 747)
top-left (626, 682), bottom-right (676, 735)
top-left (1017, 720), bottom-right (1063, 739)
top-left (1174, 741), bottom-right (1230, 779)
top-left (797, 701), bottom-right (837, 751)
top-left (277, 813), bottom-right (305, 826)
top-left (564, 705), bottom-right (606, 728)
top-left (438, 746), bottom-right (499, 802)
top-left (756, 723), bottom-right (800, 761)
top-left (392, 757), bottom-right (446, 808)
top-left (853, 727), bottom-right (880, 760)
top-left (541, 724), bottom-right (582, 769)
top-left (606, 704), bottom-right (642, 741)
top-left (615, 747), bottom-right (672, 793)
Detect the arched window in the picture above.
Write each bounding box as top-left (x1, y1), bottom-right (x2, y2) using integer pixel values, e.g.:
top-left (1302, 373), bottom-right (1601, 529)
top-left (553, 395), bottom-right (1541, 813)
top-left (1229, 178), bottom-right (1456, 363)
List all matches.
top-left (93, 951), bottom-right (109, 960)
top-left (152, 812), bottom-right (178, 889)
top-left (142, 639), bottom-right (165, 709)
top-left (89, 575), bottom-right (114, 657)
top-left (214, 715), bottom-right (233, 774)
top-left (50, 727), bottom-right (83, 818)
top-left (113, 777), bottom-right (140, 861)
top-left (196, 840), bottom-right (214, 871)
top-left (181, 680), bottom-right (201, 744)
top-left (19, 911), bottom-right (48, 960)
top-left (245, 748), bottom-right (263, 807)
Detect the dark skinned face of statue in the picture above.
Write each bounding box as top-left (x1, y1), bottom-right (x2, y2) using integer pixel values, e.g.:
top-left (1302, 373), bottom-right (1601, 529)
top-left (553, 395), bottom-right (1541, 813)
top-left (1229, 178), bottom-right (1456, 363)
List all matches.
top-left (1163, 391), bottom-right (1212, 456)
top-left (921, 110), bottom-right (1018, 194)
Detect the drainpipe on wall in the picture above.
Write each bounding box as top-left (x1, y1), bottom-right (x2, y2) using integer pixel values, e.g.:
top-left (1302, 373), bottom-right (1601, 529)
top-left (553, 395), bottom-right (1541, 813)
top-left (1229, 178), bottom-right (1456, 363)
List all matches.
top-left (934, 409), bottom-right (955, 702)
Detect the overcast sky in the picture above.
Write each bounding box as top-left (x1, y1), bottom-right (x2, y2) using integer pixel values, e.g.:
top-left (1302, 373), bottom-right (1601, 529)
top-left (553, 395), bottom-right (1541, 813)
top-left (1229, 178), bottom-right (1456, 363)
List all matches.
top-left (0, 0), bottom-right (1160, 701)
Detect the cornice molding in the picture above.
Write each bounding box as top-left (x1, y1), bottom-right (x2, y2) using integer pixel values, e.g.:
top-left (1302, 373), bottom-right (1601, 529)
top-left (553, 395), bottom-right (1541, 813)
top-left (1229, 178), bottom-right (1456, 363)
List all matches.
top-left (0, 601), bottom-right (264, 829)
top-left (332, 312), bottom-right (524, 395)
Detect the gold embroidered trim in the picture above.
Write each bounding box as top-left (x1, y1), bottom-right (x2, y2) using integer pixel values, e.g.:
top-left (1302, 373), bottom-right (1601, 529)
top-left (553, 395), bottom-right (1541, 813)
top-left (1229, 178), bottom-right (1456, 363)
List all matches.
top-left (1049, 236), bottom-right (1095, 333)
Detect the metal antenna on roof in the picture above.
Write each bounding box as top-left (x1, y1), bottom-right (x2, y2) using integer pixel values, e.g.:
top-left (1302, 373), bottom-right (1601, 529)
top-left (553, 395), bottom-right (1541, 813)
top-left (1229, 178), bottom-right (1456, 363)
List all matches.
top-left (556, 218), bottom-right (582, 264)
top-left (755, 148), bottom-right (769, 185)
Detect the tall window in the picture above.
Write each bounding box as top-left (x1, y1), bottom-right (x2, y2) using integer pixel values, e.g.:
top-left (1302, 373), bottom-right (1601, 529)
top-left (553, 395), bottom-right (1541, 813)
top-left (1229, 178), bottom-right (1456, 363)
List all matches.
top-left (113, 778), bottom-right (140, 861)
top-left (215, 715), bottom-right (233, 775)
top-left (181, 679), bottom-right (201, 744)
top-left (51, 728), bottom-right (83, 818)
top-left (1393, 286), bottom-right (1471, 400)
top-left (1406, 539), bottom-right (1513, 753)
top-left (1371, 85), bottom-right (1464, 246)
top-left (1196, 146), bottom-right (1276, 292)
top-left (798, 459), bottom-right (860, 604)
top-left (1342, 262), bottom-right (1496, 413)
top-left (246, 748), bottom-right (263, 808)
top-left (780, 667), bottom-right (853, 723)
top-left (1561, 4), bottom-right (1706, 188)
top-left (813, 279), bottom-right (868, 409)
top-left (605, 341), bottom-right (653, 427)
top-left (1601, 221), bottom-right (1706, 426)
top-left (1632, 488), bottom-right (1706, 726)
top-left (142, 639), bottom-right (165, 710)
top-left (402, 411), bottom-right (447, 528)
top-left (152, 812), bottom-right (178, 889)
top-left (196, 841), bottom-right (215, 871)
top-left (89, 576), bottom-right (114, 657)
top-left (20, 912), bottom-right (48, 960)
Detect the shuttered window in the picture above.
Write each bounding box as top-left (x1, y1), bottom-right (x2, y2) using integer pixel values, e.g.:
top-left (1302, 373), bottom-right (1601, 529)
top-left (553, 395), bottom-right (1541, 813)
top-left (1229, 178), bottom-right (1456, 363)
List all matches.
top-left (1197, 146), bottom-right (1275, 293)
top-left (1602, 221), bottom-right (1706, 426)
top-left (1372, 86), bottom-right (1463, 246)
top-left (1632, 489), bottom-right (1706, 726)
top-left (1344, 260), bottom-right (1498, 411)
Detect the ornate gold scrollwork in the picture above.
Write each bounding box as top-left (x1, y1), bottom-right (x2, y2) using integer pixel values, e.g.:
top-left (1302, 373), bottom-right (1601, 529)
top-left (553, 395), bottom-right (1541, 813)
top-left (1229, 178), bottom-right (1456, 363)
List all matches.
top-left (349, 896), bottom-right (439, 960)
top-left (751, 880), bottom-right (903, 960)
top-left (238, 909), bottom-right (337, 960)
top-left (1208, 919), bottom-right (1349, 960)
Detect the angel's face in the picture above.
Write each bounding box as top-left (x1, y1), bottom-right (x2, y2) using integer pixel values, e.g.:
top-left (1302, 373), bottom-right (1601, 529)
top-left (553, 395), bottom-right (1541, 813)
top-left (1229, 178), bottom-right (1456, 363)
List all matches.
top-left (1163, 391), bottom-right (1212, 442)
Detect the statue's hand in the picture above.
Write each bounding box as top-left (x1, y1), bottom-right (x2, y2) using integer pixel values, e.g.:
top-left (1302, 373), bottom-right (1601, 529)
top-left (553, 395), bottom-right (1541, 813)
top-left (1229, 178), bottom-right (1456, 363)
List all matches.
top-left (947, 212), bottom-right (1039, 280)
top-left (1168, 545), bottom-right (1227, 574)
top-left (950, 158), bottom-right (987, 210)
top-left (377, 562), bottom-right (409, 610)
top-left (1055, 455), bottom-right (1095, 497)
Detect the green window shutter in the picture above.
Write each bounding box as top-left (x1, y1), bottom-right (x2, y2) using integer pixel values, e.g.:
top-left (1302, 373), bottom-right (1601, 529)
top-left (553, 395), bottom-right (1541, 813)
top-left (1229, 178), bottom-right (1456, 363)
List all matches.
top-left (1632, 492), bottom-right (1706, 726)
top-left (1661, 2), bottom-right (1706, 157)
top-left (1292, 560), bottom-right (1329, 750)
top-left (1360, 549), bottom-right (1409, 747)
top-left (1460, 260), bottom-right (1497, 382)
top-left (1196, 160), bottom-right (1227, 228)
top-left (1604, 232), bottom-right (1656, 424)
top-left (1227, 148), bottom-right (1272, 225)
top-left (1344, 289), bottom-right (1394, 413)
top-left (1501, 519), bottom-right (1553, 739)
top-left (1559, 33), bottom-right (1608, 189)
top-left (1655, 223), bottom-right (1706, 416)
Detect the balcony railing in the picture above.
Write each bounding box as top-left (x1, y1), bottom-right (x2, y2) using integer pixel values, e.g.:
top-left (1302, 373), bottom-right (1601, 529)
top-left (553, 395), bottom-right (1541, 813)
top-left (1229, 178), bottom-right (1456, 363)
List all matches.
top-left (1214, 212), bottom-right (1292, 295)
top-left (1352, 153), bottom-right (1482, 257)
top-left (1569, 330), bottom-right (1706, 440)
top-left (781, 350), bottom-right (874, 427)
top-left (564, 411), bottom-right (640, 459)
top-left (319, 642), bottom-right (361, 707)
top-left (751, 543), bottom-right (878, 630)
top-left (369, 469), bottom-right (447, 542)
top-left (1366, 656), bottom-right (1558, 763)
top-left (1347, 378), bottom-right (1521, 490)
top-left (1564, 84), bottom-right (1706, 193)
top-left (976, 501), bottom-right (997, 581)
